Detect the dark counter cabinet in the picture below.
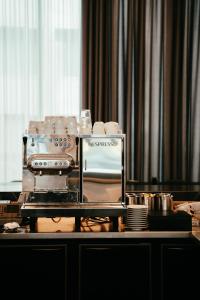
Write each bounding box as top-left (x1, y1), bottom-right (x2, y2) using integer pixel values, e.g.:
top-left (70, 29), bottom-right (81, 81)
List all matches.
top-left (79, 243), bottom-right (151, 300)
top-left (0, 237), bottom-right (200, 300)
top-left (161, 242), bottom-right (200, 300)
top-left (0, 243), bottom-right (67, 300)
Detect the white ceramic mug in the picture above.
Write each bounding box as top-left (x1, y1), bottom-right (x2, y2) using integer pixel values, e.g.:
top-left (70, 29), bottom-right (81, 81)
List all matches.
top-left (104, 121), bottom-right (120, 134)
top-left (66, 116), bottom-right (78, 134)
top-left (79, 116), bottom-right (92, 134)
top-left (92, 121), bottom-right (105, 134)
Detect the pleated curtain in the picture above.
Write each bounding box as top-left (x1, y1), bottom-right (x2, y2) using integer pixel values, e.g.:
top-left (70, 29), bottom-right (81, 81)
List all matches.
top-left (0, 0), bottom-right (81, 183)
top-left (82, 0), bottom-right (200, 183)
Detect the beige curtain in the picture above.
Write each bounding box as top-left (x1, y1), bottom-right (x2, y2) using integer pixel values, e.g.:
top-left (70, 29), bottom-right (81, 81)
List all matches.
top-left (82, 0), bottom-right (200, 183)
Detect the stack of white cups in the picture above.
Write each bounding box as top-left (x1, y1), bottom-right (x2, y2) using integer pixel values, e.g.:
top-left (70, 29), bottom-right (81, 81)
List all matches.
top-left (79, 109), bottom-right (92, 134)
top-left (92, 121), bottom-right (121, 135)
top-left (92, 122), bottom-right (105, 134)
top-left (104, 122), bottom-right (121, 134)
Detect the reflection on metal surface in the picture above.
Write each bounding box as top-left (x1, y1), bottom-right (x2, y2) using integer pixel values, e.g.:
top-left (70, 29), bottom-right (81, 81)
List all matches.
top-left (81, 136), bottom-right (125, 203)
top-left (22, 134), bottom-right (79, 195)
top-left (21, 124), bottom-right (125, 219)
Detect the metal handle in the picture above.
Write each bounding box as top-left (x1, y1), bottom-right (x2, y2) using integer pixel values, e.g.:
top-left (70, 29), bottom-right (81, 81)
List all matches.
top-left (167, 247), bottom-right (184, 251)
top-left (86, 247), bottom-right (111, 251)
top-left (32, 248), bottom-right (63, 252)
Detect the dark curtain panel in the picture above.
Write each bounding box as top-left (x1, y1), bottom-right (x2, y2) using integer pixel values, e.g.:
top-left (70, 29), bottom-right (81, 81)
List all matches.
top-left (82, 0), bottom-right (200, 183)
top-left (82, 0), bottom-right (120, 122)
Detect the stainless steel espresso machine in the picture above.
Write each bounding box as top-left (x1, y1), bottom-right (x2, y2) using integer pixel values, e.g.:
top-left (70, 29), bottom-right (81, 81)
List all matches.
top-left (19, 117), bottom-right (126, 231)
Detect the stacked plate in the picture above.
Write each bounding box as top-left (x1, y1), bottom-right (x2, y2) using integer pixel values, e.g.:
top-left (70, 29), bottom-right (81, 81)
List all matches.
top-left (125, 204), bottom-right (148, 231)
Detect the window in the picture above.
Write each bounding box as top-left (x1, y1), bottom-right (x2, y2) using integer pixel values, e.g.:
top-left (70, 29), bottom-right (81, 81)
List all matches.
top-left (0, 0), bottom-right (81, 183)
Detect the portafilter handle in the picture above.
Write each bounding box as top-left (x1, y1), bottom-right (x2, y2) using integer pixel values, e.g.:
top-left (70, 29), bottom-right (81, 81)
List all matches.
top-left (23, 136), bottom-right (28, 166)
top-left (75, 136), bottom-right (79, 166)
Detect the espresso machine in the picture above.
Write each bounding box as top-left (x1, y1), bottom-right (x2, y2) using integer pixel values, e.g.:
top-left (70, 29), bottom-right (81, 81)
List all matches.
top-left (19, 116), bottom-right (126, 231)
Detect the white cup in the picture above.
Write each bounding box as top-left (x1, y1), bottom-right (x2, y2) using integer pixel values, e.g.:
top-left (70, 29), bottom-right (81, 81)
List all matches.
top-left (81, 109), bottom-right (92, 123)
top-left (36, 121), bottom-right (45, 134)
top-left (79, 116), bottom-right (92, 135)
top-left (92, 121), bottom-right (105, 134)
top-left (66, 116), bottom-right (78, 134)
top-left (28, 121), bottom-right (45, 134)
top-left (44, 116), bottom-right (66, 134)
top-left (55, 118), bottom-right (67, 134)
top-left (104, 121), bottom-right (120, 135)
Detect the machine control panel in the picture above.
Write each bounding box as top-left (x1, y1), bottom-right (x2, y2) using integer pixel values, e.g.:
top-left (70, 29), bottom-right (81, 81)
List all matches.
top-left (31, 159), bottom-right (71, 169)
top-left (27, 135), bottom-right (76, 152)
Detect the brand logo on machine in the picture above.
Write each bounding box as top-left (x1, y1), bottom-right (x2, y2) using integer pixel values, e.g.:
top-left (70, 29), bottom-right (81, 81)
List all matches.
top-left (88, 141), bottom-right (118, 147)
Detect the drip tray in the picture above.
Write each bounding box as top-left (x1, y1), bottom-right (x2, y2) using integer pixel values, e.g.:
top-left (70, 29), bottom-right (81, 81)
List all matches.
top-left (21, 203), bottom-right (126, 218)
top-left (26, 192), bottom-right (78, 203)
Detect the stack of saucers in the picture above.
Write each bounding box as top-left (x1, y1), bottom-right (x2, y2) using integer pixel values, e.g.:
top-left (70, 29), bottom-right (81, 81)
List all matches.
top-left (125, 204), bottom-right (148, 231)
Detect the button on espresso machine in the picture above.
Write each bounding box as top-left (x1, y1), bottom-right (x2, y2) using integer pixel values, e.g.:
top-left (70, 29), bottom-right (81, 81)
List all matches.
top-left (19, 117), bottom-right (126, 231)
